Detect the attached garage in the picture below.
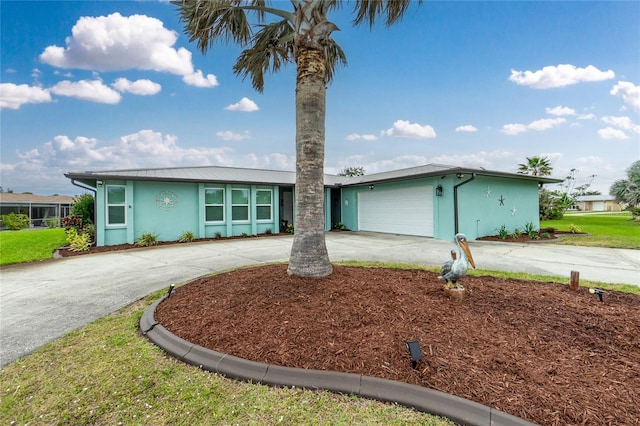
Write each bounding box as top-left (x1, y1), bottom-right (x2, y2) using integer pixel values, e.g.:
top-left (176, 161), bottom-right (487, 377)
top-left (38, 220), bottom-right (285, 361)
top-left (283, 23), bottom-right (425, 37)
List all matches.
top-left (357, 185), bottom-right (433, 237)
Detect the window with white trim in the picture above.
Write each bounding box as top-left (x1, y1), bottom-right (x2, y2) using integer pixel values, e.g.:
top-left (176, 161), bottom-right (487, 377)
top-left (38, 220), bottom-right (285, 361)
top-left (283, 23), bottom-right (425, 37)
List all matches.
top-left (204, 188), bottom-right (224, 222)
top-left (256, 189), bottom-right (272, 221)
top-left (107, 185), bottom-right (126, 225)
top-left (231, 188), bottom-right (249, 221)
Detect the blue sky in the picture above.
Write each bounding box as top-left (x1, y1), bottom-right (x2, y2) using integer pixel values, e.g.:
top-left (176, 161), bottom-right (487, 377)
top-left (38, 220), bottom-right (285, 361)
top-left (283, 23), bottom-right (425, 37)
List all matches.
top-left (1, 1), bottom-right (638, 196)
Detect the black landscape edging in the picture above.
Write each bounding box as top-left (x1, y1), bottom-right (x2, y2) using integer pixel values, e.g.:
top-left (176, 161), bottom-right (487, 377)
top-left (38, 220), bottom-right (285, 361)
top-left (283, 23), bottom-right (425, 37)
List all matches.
top-left (141, 298), bottom-right (538, 426)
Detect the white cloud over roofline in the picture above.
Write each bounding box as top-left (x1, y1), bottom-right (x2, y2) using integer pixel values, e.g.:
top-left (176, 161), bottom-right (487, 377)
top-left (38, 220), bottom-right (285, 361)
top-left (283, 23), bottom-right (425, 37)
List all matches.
top-left (0, 83), bottom-right (52, 109)
top-left (39, 13), bottom-right (194, 75)
top-left (50, 79), bottom-right (121, 104)
top-left (383, 120), bottom-right (436, 139)
top-left (509, 64), bottom-right (614, 89)
top-left (225, 97), bottom-right (259, 112)
top-left (611, 81), bottom-right (640, 112)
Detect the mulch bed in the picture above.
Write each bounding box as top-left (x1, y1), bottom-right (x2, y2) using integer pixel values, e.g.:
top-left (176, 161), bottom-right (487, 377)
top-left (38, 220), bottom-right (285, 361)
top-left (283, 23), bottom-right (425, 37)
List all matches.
top-left (155, 264), bottom-right (640, 426)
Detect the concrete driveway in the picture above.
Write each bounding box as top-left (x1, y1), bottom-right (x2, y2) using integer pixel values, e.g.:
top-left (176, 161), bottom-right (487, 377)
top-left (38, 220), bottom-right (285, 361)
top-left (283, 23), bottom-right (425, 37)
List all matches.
top-left (1, 232), bottom-right (638, 366)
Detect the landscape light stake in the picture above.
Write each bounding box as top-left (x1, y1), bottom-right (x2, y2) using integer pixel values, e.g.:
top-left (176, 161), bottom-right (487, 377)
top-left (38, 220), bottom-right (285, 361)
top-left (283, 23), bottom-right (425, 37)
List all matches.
top-left (589, 288), bottom-right (605, 302)
top-left (167, 284), bottom-right (175, 298)
top-left (405, 340), bottom-right (422, 369)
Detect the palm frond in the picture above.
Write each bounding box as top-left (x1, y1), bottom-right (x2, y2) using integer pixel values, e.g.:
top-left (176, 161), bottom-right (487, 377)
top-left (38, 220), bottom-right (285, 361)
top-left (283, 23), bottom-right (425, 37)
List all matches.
top-left (352, 0), bottom-right (420, 28)
top-left (233, 19), bottom-right (295, 92)
top-left (324, 38), bottom-right (347, 84)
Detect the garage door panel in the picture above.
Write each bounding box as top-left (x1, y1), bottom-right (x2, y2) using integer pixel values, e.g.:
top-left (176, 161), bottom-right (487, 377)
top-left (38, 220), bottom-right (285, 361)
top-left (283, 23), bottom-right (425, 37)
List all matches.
top-left (358, 186), bottom-right (433, 237)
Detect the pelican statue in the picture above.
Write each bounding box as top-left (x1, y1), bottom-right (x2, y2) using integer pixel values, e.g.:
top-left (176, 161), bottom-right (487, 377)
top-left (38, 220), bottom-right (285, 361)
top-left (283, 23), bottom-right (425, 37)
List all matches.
top-left (439, 233), bottom-right (476, 289)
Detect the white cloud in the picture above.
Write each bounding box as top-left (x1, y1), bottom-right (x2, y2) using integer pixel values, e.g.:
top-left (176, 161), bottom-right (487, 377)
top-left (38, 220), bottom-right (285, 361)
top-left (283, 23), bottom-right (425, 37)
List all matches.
top-left (501, 123), bottom-right (528, 135)
top-left (455, 125), bottom-right (478, 133)
top-left (50, 79), bottom-right (121, 104)
top-left (602, 116), bottom-right (640, 134)
top-left (546, 106), bottom-right (575, 116)
top-left (182, 70), bottom-right (219, 88)
top-left (578, 113), bottom-right (596, 120)
top-left (225, 97), bottom-right (259, 112)
top-left (346, 133), bottom-right (378, 141)
top-left (509, 64), bottom-right (615, 89)
top-left (39, 13), bottom-right (194, 76)
top-left (383, 120), bottom-right (436, 139)
top-left (502, 118), bottom-right (566, 135)
top-left (216, 130), bottom-right (252, 141)
top-left (112, 78), bottom-right (161, 95)
top-left (245, 152), bottom-right (294, 170)
top-left (527, 118), bottom-right (566, 131)
top-left (610, 81), bottom-right (640, 112)
top-left (597, 127), bottom-right (629, 140)
top-left (0, 83), bottom-right (52, 110)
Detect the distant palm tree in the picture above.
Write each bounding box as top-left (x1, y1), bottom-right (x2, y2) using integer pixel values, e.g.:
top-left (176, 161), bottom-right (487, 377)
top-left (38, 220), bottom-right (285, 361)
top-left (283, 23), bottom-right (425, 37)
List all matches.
top-left (610, 160), bottom-right (640, 208)
top-left (517, 156), bottom-right (553, 177)
top-left (173, 0), bottom-right (419, 277)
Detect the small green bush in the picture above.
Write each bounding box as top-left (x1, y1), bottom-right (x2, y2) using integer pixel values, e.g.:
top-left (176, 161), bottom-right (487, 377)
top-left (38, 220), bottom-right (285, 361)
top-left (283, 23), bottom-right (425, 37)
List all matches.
top-left (136, 232), bottom-right (159, 247)
top-left (1, 213), bottom-right (30, 230)
top-left (568, 224), bottom-right (582, 234)
top-left (541, 232), bottom-right (551, 239)
top-left (178, 231), bottom-right (195, 243)
top-left (285, 223), bottom-right (295, 234)
top-left (46, 218), bottom-right (60, 228)
top-left (265, 228), bottom-right (272, 235)
top-left (496, 225), bottom-right (509, 240)
top-left (71, 193), bottom-right (94, 225)
top-left (214, 232), bottom-right (222, 239)
top-left (334, 221), bottom-right (346, 230)
top-left (511, 228), bottom-right (523, 239)
top-left (65, 228), bottom-right (91, 252)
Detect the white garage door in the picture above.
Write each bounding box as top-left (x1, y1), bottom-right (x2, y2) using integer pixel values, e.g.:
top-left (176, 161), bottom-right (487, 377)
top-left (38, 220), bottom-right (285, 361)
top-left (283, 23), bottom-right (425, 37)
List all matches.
top-left (358, 185), bottom-right (433, 237)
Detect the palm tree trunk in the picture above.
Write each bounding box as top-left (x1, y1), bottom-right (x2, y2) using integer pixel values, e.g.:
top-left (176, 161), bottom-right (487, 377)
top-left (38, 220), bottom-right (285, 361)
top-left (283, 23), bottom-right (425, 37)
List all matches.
top-left (287, 46), bottom-right (332, 278)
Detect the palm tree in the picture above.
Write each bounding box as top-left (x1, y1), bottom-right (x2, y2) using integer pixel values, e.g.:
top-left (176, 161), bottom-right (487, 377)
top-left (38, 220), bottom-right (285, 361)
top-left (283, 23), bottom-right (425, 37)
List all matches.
top-left (517, 156), bottom-right (553, 177)
top-left (173, 0), bottom-right (419, 277)
top-left (610, 160), bottom-right (640, 208)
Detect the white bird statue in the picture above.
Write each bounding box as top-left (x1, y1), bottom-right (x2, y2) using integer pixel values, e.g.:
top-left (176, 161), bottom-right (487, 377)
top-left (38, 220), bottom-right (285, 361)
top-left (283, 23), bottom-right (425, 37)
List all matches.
top-left (439, 233), bottom-right (476, 289)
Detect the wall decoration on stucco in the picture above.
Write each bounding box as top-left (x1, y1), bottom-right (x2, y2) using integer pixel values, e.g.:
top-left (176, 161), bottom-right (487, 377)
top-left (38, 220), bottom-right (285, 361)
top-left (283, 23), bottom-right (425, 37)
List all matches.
top-left (511, 206), bottom-right (517, 216)
top-left (485, 186), bottom-right (491, 198)
top-left (498, 195), bottom-right (505, 206)
top-left (156, 190), bottom-right (178, 211)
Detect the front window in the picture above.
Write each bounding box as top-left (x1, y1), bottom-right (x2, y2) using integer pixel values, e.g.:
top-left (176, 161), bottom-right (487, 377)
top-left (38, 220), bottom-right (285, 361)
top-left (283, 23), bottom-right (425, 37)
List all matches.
top-left (232, 188), bottom-right (249, 221)
top-left (256, 189), bottom-right (272, 221)
top-left (205, 188), bottom-right (224, 222)
top-left (107, 185), bottom-right (126, 225)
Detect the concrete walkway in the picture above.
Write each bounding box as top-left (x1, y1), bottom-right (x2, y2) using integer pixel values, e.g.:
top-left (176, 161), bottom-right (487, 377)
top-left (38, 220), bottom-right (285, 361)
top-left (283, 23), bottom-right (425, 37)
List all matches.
top-left (1, 232), bottom-right (638, 366)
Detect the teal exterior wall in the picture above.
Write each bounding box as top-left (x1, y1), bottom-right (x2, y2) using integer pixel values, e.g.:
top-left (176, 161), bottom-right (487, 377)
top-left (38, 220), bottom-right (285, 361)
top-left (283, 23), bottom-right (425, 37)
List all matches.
top-left (456, 176), bottom-right (540, 240)
top-left (337, 175), bottom-right (539, 241)
top-left (96, 180), bottom-right (280, 246)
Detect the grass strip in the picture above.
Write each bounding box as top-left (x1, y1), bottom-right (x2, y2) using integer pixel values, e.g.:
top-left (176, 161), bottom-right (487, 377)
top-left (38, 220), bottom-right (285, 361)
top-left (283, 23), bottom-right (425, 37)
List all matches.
top-left (0, 228), bottom-right (67, 266)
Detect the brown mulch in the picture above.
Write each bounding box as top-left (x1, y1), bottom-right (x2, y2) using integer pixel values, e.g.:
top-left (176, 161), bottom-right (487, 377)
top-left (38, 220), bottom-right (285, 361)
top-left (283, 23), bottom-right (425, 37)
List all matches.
top-left (155, 264), bottom-right (640, 426)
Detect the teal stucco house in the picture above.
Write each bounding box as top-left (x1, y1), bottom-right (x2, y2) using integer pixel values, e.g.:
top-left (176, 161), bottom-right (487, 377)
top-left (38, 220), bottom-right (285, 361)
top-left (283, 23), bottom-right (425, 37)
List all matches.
top-left (65, 164), bottom-right (561, 247)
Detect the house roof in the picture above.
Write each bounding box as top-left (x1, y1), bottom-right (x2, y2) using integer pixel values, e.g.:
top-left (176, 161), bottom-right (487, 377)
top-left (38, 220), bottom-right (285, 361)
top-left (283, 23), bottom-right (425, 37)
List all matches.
top-left (576, 195), bottom-right (617, 202)
top-left (0, 193), bottom-right (75, 204)
top-left (65, 164), bottom-right (562, 188)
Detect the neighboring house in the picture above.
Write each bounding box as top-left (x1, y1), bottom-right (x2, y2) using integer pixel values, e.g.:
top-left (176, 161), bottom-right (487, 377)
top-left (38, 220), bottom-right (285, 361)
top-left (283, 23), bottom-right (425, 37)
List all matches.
top-left (574, 195), bottom-right (624, 212)
top-left (0, 193), bottom-right (74, 228)
top-left (64, 164), bottom-right (561, 246)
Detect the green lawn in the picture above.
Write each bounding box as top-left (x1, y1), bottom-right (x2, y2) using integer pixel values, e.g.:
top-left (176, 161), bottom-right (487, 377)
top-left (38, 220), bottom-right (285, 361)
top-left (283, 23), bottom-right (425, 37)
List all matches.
top-left (0, 290), bottom-right (452, 426)
top-left (0, 228), bottom-right (67, 266)
top-left (541, 212), bottom-right (640, 249)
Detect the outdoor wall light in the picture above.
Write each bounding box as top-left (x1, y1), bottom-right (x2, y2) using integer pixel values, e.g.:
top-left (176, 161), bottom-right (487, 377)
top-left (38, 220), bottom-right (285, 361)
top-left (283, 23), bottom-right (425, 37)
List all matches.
top-left (96, 180), bottom-right (103, 186)
top-left (405, 340), bottom-right (422, 369)
top-left (435, 184), bottom-right (443, 196)
top-left (456, 173), bottom-right (465, 179)
top-left (369, 184), bottom-right (375, 190)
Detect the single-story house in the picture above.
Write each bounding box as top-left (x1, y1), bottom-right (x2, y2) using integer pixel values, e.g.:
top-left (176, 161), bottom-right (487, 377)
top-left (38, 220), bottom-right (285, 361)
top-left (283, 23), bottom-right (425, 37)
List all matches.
top-left (64, 164), bottom-right (561, 247)
top-left (572, 195), bottom-right (624, 212)
top-left (0, 193), bottom-right (74, 228)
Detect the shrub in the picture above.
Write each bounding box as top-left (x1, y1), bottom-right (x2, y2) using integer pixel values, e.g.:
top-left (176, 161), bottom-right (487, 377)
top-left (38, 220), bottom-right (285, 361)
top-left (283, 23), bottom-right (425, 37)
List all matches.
top-left (265, 228), bottom-right (272, 235)
top-left (136, 232), bottom-right (159, 247)
top-left (71, 193), bottom-right (94, 225)
top-left (511, 228), bottom-right (523, 239)
top-left (541, 232), bottom-right (551, 239)
top-left (178, 231), bottom-right (195, 243)
top-left (62, 215), bottom-right (83, 231)
top-left (568, 224), bottom-right (582, 234)
top-left (65, 228), bottom-right (91, 252)
top-left (496, 225), bottom-right (509, 240)
top-left (334, 221), bottom-right (346, 230)
top-left (285, 223), bottom-right (295, 234)
top-left (241, 232), bottom-right (249, 238)
top-left (1, 213), bottom-right (30, 230)
top-left (523, 222), bottom-right (538, 238)
top-left (214, 232), bottom-right (222, 239)
top-left (46, 218), bottom-right (60, 228)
